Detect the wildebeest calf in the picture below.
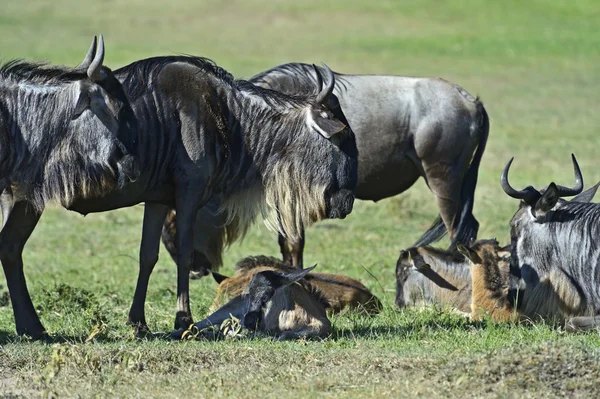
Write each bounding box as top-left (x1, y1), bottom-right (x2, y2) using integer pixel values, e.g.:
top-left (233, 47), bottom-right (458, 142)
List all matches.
top-left (194, 263), bottom-right (331, 340)
top-left (210, 255), bottom-right (381, 314)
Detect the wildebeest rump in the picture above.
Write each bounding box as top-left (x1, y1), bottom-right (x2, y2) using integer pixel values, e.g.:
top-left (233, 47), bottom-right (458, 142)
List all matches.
top-left (193, 262), bottom-right (331, 340)
top-left (67, 58), bottom-right (356, 338)
top-left (161, 62), bottom-right (489, 272)
top-left (0, 35), bottom-right (140, 338)
top-left (210, 255), bottom-right (381, 315)
top-left (500, 154), bottom-right (600, 329)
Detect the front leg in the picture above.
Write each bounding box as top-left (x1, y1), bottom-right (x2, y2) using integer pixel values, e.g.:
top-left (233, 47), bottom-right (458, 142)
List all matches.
top-left (128, 203), bottom-right (170, 331)
top-left (172, 185), bottom-right (207, 333)
top-left (0, 201), bottom-right (44, 338)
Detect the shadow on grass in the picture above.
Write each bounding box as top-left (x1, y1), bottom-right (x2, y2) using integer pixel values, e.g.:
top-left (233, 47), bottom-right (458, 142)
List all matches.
top-left (0, 329), bottom-right (171, 345)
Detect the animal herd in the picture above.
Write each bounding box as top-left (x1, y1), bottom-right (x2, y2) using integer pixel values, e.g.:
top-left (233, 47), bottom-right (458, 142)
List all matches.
top-left (0, 35), bottom-right (598, 341)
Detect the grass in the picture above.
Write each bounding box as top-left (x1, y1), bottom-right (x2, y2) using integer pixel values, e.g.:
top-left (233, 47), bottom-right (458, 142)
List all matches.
top-left (0, 0), bottom-right (599, 397)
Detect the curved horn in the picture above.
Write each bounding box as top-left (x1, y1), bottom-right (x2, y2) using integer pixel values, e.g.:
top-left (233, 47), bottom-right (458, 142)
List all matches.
top-left (79, 35), bottom-right (97, 69)
top-left (87, 33), bottom-right (105, 81)
top-left (315, 63), bottom-right (335, 104)
top-left (500, 157), bottom-right (540, 203)
top-left (554, 154), bottom-right (583, 197)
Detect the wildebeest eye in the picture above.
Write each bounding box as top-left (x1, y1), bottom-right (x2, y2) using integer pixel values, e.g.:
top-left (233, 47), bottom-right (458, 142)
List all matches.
top-left (320, 111), bottom-right (329, 119)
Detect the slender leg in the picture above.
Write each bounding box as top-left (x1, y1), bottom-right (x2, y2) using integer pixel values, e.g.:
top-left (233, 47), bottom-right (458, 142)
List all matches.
top-left (0, 201), bottom-right (44, 338)
top-left (128, 203), bottom-right (170, 330)
top-left (278, 231), bottom-right (305, 268)
top-left (172, 185), bottom-right (207, 333)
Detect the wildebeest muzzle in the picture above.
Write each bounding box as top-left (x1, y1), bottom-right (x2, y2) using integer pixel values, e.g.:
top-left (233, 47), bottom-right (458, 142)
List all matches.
top-left (326, 189), bottom-right (355, 219)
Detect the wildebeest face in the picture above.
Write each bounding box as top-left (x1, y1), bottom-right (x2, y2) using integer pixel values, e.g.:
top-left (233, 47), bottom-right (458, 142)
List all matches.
top-left (73, 35), bottom-right (140, 185)
top-left (309, 65), bottom-right (358, 220)
top-left (242, 266), bottom-right (315, 331)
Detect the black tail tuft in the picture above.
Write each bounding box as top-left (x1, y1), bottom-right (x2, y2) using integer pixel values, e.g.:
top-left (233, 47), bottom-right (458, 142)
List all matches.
top-left (412, 216), bottom-right (447, 247)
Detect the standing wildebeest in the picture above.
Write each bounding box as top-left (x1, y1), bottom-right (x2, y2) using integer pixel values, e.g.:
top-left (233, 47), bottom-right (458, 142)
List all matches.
top-left (499, 154), bottom-right (600, 329)
top-left (161, 62), bottom-right (489, 272)
top-left (2, 55), bottom-right (357, 339)
top-left (210, 255), bottom-right (381, 314)
top-left (67, 59), bottom-right (356, 339)
top-left (193, 263), bottom-right (331, 340)
top-left (0, 35), bottom-right (140, 338)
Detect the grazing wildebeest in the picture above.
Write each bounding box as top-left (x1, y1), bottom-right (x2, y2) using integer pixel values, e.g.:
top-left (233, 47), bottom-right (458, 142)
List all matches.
top-left (499, 154), bottom-right (600, 330)
top-left (0, 35), bottom-right (140, 338)
top-left (395, 239), bottom-right (509, 314)
top-left (65, 58), bottom-right (357, 339)
top-left (210, 255), bottom-right (381, 314)
top-left (193, 263), bottom-right (331, 340)
top-left (161, 62), bottom-right (489, 272)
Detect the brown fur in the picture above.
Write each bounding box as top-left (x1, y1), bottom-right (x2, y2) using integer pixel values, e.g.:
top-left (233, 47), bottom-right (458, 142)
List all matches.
top-left (210, 255), bottom-right (381, 314)
top-left (468, 244), bottom-right (516, 322)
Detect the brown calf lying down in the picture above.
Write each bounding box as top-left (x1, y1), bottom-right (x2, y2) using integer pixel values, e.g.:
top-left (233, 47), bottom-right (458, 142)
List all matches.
top-left (211, 255), bottom-right (382, 315)
top-left (191, 263), bottom-right (330, 339)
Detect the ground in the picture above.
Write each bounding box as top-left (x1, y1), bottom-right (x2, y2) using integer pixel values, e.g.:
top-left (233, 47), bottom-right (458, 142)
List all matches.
top-left (0, 0), bottom-right (599, 397)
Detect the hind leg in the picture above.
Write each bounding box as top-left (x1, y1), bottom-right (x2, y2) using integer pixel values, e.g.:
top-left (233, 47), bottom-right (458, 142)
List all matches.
top-left (422, 160), bottom-right (477, 246)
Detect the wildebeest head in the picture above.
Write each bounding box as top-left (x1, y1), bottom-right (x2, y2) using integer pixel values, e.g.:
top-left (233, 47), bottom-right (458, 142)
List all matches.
top-left (242, 265), bottom-right (316, 330)
top-left (73, 34), bottom-right (140, 185)
top-left (500, 154), bottom-right (599, 280)
top-left (500, 154), bottom-right (600, 239)
top-left (256, 64), bottom-right (357, 240)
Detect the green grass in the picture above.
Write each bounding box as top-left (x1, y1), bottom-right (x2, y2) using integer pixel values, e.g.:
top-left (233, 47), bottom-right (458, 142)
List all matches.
top-left (1, 0), bottom-right (600, 397)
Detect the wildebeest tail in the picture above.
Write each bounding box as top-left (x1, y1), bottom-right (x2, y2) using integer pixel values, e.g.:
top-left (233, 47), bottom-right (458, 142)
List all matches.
top-left (412, 216), bottom-right (447, 247)
top-left (450, 99), bottom-right (489, 248)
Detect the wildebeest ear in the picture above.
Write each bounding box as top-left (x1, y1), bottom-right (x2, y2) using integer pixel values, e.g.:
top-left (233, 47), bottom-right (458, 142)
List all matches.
top-left (571, 181), bottom-right (600, 203)
top-left (457, 244), bottom-right (482, 264)
top-left (72, 90), bottom-right (91, 120)
top-left (211, 272), bottom-right (229, 284)
top-left (270, 264), bottom-right (317, 288)
top-left (313, 114), bottom-right (346, 138)
top-left (534, 182), bottom-right (559, 218)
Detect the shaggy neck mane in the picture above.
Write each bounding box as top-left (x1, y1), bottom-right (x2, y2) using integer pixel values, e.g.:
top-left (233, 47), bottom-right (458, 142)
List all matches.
top-left (0, 61), bottom-right (120, 211)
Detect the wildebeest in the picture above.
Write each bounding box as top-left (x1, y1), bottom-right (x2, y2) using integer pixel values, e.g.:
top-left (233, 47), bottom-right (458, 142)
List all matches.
top-left (395, 239), bottom-right (509, 314)
top-left (1, 55), bottom-right (357, 339)
top-left (499, 154), bottom-right (600, 330)
top-left (193, 262), bottom-right (331, 340)
top-left (0, 35), bottom-right (140, 338)
top-left (210, 255), bottom-right (381, 314)
top-left (161, 62), bottom-right (489, 273)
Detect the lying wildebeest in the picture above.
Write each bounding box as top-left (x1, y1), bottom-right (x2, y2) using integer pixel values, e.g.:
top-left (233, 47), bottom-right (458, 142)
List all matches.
top-left (395, 239), bottom-right (509, 314)
top-left (0, 35), bottom-right (140, 338)
top-left (209, 255), bottom-right (381, 314)
top-left (499, 154), bottom-right (600, 330)
top-left (1, 55), bottom-right (357, 338)
top-left (160, 62), bottom-right (489, 274)
top-left (193, 261), bottom-right (331, 340)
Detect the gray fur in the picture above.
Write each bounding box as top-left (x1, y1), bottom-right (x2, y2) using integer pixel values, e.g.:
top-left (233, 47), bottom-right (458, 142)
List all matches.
top-left (504, 156), bottom-right (600, 325)
top-left (0, 35), bottom-right (140, 338)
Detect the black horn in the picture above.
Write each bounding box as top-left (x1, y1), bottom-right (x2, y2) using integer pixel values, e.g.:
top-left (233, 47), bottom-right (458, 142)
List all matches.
top-left (500, 157), bottom-right (540, 203)
top-left (554, 154), bottom-right (583, 197)
top-left (87, 33), bottom-right (105, 82)
top-left (79, 35), bottom-right (97, 70)
top-left (314, 63), bottom-right (335, 104)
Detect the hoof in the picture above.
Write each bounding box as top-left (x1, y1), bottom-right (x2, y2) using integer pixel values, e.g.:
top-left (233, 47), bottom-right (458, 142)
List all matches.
top-left (169, 328), bottom-right (186, 341)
